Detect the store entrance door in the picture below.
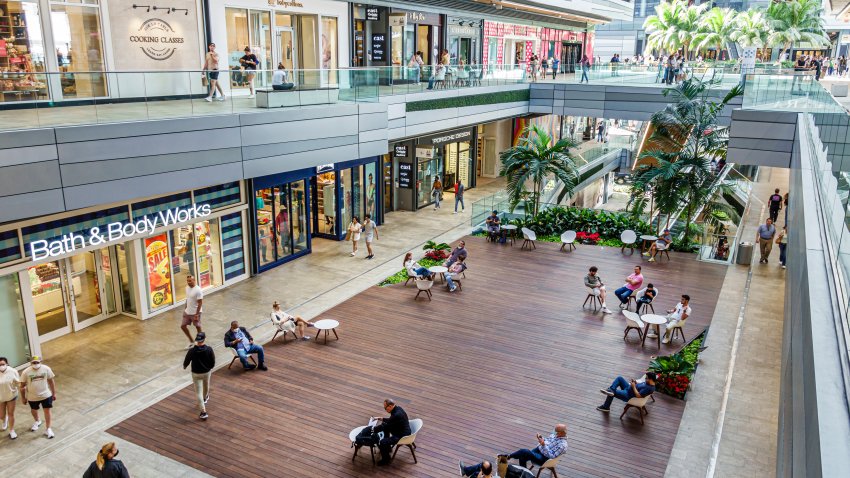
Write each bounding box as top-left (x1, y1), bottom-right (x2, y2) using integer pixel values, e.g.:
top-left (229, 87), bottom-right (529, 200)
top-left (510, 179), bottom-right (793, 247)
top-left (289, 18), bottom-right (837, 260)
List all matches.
top-left (29, 246), bottom-right (121, 341)
top-left (275, 27), bottom-right (298, 72)
top-left (561, 43), bottom-right (582, 73)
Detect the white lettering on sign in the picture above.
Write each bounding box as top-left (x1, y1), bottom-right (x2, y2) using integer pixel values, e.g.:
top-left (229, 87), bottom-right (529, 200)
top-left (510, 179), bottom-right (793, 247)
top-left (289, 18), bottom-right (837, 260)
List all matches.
top-left (29, 203), bottom-right (212, 261)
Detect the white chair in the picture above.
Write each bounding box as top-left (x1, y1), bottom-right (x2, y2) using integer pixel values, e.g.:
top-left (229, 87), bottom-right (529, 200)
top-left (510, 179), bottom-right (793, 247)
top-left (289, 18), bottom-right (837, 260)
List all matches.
top-left (620, 229), bottom-right (637, 253)
top-left (391, 418), bottom-right (423, 463)
top-left (404, 268), bottom-right (418, 286)
top-left (560, 230), bottom-right (576, 252)
top-left (434, 68), bottom-right (447, 89)
top-left (622, 310), bottom-right (644, 342)
top-left (521, 227), bottom-right (537, 250)
top-left (271, 314), bottom-right (298, 342)
top-left (227, 347), bottom-right (257, 370)
top-left (620, 394), bottom-right (653, 425)
top-left (632, 287), bottom-right (659, 314)
top-left (529, 454), bottom-right (561, 478)
top-left (583, 287), bottom-right (603, 310)
top-left (414, 279), bottom-right (433, 301)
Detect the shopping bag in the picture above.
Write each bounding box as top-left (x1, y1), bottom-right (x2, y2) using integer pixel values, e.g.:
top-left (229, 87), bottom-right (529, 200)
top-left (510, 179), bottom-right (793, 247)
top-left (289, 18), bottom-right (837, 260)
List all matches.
top-left (497, 455), bottom-right (509, 477)
top-left (201, 74), bottom-right (208, 87)
top-left (345, 230), bottom-right (352, 241)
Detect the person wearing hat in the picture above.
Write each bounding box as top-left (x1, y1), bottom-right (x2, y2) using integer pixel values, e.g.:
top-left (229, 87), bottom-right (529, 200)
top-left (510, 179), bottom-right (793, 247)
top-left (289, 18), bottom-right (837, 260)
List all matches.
top-left (645, 228), bottom-right (673, 262)
top-left (596, 372), bottom-right (656, 413)
top-left (239, 46), bottom-right (259, 98)
top-left (19, 356), bottom-right (56, 438)
top-left (485, 210), bottom-right (501, 241)
top-left (183, 332), bottom-right (215, 420)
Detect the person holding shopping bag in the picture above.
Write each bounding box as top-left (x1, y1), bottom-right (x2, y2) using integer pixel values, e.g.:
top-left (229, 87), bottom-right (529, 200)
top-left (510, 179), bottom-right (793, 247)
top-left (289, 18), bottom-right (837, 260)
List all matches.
top-left (348, 216), bottom-right (362, 257)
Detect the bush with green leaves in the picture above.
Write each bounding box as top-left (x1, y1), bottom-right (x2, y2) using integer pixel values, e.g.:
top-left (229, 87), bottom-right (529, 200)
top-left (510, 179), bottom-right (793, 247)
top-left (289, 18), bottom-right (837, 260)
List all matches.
top-left (509, 206), bottom-right (652, 239)
top-left (378, 257), bottom-right (443, 287)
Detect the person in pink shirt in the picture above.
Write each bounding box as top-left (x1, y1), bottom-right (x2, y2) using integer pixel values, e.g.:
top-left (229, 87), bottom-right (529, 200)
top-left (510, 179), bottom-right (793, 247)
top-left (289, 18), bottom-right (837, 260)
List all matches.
top-left (615, 265), bottom-right (644, 308)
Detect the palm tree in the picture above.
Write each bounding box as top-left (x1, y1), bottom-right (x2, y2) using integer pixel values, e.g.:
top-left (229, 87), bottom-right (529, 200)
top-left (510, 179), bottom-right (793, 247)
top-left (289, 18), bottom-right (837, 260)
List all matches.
top-left (644, 0), bottom-right (688, 56)
top-left (731, 9), bottom-right (770, 49)
top-left (499, 125), bottom-right (579, 217)
top-left (633, 77), bottom-right (743, 245)
top-left (694, 7), bottom-right (737, 60)
top-left (677, 3), bottom-right (709, 59)
top-left (766, 0), bottom-right (829, 60)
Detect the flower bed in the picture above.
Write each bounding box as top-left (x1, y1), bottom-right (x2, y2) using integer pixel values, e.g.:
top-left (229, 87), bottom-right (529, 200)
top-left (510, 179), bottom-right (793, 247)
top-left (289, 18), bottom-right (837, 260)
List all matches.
top-left (378, 258), bottom-right (443, 287)
top-left (648, 332), bottom-right (705, 400)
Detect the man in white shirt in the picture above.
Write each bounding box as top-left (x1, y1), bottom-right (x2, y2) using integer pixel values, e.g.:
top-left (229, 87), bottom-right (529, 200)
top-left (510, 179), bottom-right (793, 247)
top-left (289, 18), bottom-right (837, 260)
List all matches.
top-left (181, 275), bottom-right (204, 348)
top-left (662, 294), bottom-right (691, 344)
top-left (19, 356), bottom-right (56, 439)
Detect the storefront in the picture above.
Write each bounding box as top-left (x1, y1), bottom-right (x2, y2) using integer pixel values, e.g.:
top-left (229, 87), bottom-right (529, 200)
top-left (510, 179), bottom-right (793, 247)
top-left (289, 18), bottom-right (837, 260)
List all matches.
top-left (482, 21), bottom-right (592, 74)
top-left (210, 0), bottom-right (348, 92)
top-left (250, 156), bottom-right (381, 272)
top-left (446, 17), bottom-right (482, 65)
top-left (0, 0), bottom-right (205, 105)
top-left (387, 127), bottom-right (478, 211)
top-left (0, 182), bottom-right (248, 367)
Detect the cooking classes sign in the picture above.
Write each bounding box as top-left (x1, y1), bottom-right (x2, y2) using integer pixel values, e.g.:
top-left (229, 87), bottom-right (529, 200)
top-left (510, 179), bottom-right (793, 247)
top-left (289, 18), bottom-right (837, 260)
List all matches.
top-left (131, 18), bottom-right (184, 61)
top-left (109, 0), bottom-right (201, 70)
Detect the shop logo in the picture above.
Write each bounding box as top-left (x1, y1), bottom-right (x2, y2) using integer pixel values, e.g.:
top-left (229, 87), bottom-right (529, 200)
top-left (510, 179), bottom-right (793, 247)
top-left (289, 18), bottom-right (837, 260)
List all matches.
top-left (29, 204), bottom-right (211, 261)
top-left (267, 0), bottom-right (304, 7)
top-left (130, 18), bottom-right (185, 61)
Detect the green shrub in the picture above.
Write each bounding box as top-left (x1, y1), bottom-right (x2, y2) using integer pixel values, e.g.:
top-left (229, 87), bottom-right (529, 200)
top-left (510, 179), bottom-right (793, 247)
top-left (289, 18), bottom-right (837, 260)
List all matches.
top-left (647, 332), bottom-right (705, 399)
top-left (406, 90), bottom-right (530, 112)
top-left (509, 206), bottom-right (652, 239)
top-left (378, 257), bottom-right (443, 286)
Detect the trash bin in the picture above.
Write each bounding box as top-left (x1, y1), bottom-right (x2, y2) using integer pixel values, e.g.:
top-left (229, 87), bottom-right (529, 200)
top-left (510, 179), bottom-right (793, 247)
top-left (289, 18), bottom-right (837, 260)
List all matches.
top-left (736, 241), bottom-right (754, 265)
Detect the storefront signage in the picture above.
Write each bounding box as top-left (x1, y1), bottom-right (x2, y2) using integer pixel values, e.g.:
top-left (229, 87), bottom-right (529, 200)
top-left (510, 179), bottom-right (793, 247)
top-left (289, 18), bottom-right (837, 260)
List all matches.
top-left (448, 25), bottom-right (479, 37)
top-left (109, 0), bottom-right (201, 70)
top-left (267, 0), bottom-right (304, 7)
top-left (130, 19), bottom-right (185, 61)
top-left (423, 129), bottom-right (473, 146)
top-left (366, 7), bottom-right (380, 21)
top-left (395, 10), bottom-right (441, 26)
top-left (415, 147), bottom-right (434, 159)
top-left (145, 234), bottom-right (173, 308)
top-left (316, 163), bottom-right (334, 173)
top-left (394, 145), bottom-right (408, 157)
top-left (372, 34), bottom-right (386, 61)
top-left (389, 13), bottom-right (407, 27)
top-left (398, 163), bottom-right (413, 189)
top-left (29, 204), bottom-right (212, 261)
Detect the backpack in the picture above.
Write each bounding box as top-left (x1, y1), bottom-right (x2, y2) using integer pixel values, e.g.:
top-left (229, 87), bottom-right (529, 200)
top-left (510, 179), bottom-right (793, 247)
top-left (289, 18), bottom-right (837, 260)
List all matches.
top-left (354, 426), bottom-right (379, 446)
top-left (505, 464), bottom-right (535, 478)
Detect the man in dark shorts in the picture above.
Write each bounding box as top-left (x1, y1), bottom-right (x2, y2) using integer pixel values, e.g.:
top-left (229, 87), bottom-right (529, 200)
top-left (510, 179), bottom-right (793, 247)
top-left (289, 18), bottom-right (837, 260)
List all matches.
top-left (181, 275), bottom-right (204, 348)
top-left (768, 188), bottom-right (783, 223)
top-left (19, 356), bottom-right (56, 439)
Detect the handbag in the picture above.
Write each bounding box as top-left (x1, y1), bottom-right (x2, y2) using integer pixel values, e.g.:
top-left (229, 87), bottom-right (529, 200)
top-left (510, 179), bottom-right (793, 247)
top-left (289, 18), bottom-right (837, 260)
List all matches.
top-left (345, 230), bottom-right (352, 241)
top-left (201, 74), bottom-right (208, 87)
top-left (496, 455), bottom-right (509, 478)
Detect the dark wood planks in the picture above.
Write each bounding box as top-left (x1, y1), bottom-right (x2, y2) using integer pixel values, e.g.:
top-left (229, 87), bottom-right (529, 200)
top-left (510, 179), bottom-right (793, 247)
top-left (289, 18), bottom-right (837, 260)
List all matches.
top-left (108, 236), bottom-right (727, 477)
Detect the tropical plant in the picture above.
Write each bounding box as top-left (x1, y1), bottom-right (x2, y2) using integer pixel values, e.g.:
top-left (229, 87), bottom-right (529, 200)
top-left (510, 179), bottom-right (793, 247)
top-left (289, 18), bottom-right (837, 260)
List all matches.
top-left (766, 0), bottom-right (829, 60)
top-left (648, 332), bottom-right (705, 399)
top-left (694, 7), bottom-right (737, 59)
top-left (499, 125), bottom-right (579, 217)
top-left (644, 0), bottom-right (707, 59)
top-left (634, 77), bottom-right (743, 246)
top-left (731, 9), bottom-right (770, 48)
top-left (507, 206), bottom-right (652, 238)
top-left (422, 240), bottom-right (451, 260)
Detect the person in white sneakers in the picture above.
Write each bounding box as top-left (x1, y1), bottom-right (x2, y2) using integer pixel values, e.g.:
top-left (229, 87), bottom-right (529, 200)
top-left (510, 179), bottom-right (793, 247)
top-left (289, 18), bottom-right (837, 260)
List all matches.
top-left (0, 356), bottom-right (20, 439)
top-left (181, 275), bottom-right (204, 349)
top-left (19, 356), bottom-right (56, 439)
top-left (661, 294), bottom-right (691, 344)
top-left (584, 266), bottom-right (612, 314)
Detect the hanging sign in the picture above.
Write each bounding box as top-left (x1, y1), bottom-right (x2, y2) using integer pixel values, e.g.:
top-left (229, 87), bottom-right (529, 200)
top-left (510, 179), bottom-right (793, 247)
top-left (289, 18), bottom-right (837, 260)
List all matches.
top-left (316, 163), bottom-right (335, 173)
top-left (366, 7), bottom-right (380, 21)
top-left (372, 34), bottom-right (386, 61)
top-left (394, 145), bottom-right (408, 157)
top-left (398, 163), bottom-right (413, 189)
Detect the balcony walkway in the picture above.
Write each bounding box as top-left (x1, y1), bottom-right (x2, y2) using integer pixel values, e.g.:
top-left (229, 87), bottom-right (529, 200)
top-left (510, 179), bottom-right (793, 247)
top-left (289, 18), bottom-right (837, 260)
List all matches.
top-left (108, 236), bottom-right (727, 478)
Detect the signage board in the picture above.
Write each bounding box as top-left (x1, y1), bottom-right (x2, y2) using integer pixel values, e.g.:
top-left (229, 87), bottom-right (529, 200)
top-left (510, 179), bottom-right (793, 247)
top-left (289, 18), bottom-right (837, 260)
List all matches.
top-left (394, 145), bottom-right (408, 157)
top-left (415, 147), bottom-right (434, 159)
top-left (394, 9), bottom-right (441, 25)
top-left (421, 128), bottom-right (474, 146)
top-left (371, 34), bottom-right (386, 61)
top-left (448, 25), bottom-right (480, 37)
top-left (366, 7), bottom-right (380, 21)
top-left (316, 163), bottom-right (335, 174)
top-left (389, 13), bottom-right (407, 27)
top-left (108, 0), bottom-right (201, 70)
top-left (145, 234), bottom-right (173, 309)
top-left (398, 162), bottom-right (413, 189)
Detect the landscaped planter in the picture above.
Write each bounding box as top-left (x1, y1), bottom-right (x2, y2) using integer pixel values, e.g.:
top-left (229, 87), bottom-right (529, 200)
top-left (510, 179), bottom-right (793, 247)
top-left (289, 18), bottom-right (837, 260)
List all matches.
top-left (648, 331), bottom-right (706, 400)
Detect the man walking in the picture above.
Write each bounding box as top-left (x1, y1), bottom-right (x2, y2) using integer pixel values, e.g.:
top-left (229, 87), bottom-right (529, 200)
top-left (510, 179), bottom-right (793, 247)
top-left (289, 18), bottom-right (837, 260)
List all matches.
top-left (453, 180), bottom-right (465, 214)
top-left (181, 275), bottom-right (203, 349)
top-left (183, 332), bottom-right (215, 420)
top-left (757, 217), bottom-right (777, 264)
top-left (768, 188), bottom-right (783, 223)
top-left (362, 214), bottom-right (379, 260)
top-left (19, 356), bottom-right (56, 439)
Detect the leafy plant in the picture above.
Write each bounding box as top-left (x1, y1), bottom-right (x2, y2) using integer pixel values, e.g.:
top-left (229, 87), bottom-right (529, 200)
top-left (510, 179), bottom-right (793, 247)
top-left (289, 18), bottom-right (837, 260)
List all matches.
top-left (378, 257), bottom-right (443, 286)
top-left (406, 90), bottom-right (530, 112)
top-left (576, 231), bottom-right (600, 244)
top-left (647, 332), bottom-right (705, 399)
top-left (508, 206), bottom-right (652, 239)
top-left (766, 0), bottom-right (829, 60)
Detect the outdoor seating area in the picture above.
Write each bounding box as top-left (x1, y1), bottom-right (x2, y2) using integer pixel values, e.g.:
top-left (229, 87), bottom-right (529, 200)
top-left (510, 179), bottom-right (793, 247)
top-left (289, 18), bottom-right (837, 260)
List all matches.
top-left (108, 236), bottom-right (726, 477)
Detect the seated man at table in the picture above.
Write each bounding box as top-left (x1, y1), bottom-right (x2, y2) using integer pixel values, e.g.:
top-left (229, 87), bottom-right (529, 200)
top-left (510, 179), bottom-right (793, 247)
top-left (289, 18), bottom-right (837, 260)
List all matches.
top-left (661, 294), bottom-right (691, 344)
top-left (584, 266), bottom-right (612, 314)
top-left (459, 460), bottom-right (496, 477)
top-left (445, 241), bottom-right (468, 268)
top-left (614, 265), bottom-right (644, 308)
top-left (500, 423), bottom-right (568, 470)
top-left (596, 372), bottom-right (656, 412)
top-left (224, 321), bottom-right (267, 371)
top-left (645, 228), bottom-right (672, 262)
top-left (637, 283), bottom-right (656, 310)
top-left (372, 398), bottom-right (411, 466)
top-left (446, 257), bottom-right (467, 292)
top-left (270, 301), bottom-right (312, 340)
top-left (485, 211), bottom-right (501, 240)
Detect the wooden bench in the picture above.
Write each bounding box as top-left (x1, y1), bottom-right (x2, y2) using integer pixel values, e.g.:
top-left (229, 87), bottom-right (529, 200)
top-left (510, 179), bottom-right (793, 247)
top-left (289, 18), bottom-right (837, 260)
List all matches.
top-left (256, 87), bottom-right (340, 108)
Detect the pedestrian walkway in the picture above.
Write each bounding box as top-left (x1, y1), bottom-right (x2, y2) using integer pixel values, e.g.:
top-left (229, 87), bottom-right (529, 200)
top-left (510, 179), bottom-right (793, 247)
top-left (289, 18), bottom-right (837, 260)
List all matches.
top-left (0, 178), bottom-right (504, 477)
top-left (665, 167), bottom-right (787, 477)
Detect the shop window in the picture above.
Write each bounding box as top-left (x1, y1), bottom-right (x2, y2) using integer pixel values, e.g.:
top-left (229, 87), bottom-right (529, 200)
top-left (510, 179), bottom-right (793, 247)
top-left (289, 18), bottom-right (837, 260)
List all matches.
top-left (341, 168), bottom-right (353, 228)
top-left (0, 0), bottom-right (47, 102)
top-left (0, 273), bottom-right (31, 366)
top-left (315, 172), bottom-right (335, 235)
top-left (417, 154), bottom-right (441, 208)
top-left (249, 10), bottom-right (271, 86)
top-left (291, 180), bottom-right (308, 254)
top-left (321, 16), bottom-right (337, 70)
top-left (298, 14), bottom-right (318, 85)
top-left (194, 218), bottom-right (222, 289)
top-left (144, 234), bottom-right (173, 311)
top-left (169, 225), bottom-right (194, 303)
top-left (221, 212), bottom-right (245, 281)
top-left (50, 3), bottom-right (106, 98)
top-left (273, 186), bottom-right (290, 257)
top-left (226, 7), bottom-right (249, 64)
top-left (256, 187), bottom-right (275, 268)
top-left (365, 162), bottom-right (377, 219)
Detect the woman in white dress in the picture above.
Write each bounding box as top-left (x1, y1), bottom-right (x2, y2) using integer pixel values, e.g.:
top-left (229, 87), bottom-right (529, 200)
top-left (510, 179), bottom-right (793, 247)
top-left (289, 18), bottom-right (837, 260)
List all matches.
top-left (348, 216), bottom-right (362, 256)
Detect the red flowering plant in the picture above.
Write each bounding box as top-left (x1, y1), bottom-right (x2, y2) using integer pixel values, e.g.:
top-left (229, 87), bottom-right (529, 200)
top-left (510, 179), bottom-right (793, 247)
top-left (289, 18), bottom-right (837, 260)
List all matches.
top-left (422, 241), bottom-right (451, 261)
top-left (647, 333), bottom-right (704, 400)
top-left (575, 231), bottom-right (600, 245)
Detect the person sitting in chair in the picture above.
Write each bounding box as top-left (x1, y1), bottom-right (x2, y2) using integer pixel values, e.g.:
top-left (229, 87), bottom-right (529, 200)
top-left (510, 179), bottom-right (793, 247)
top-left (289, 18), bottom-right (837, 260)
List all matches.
top-left (459, 460), bottom-right (496, 477)
top-left (661, 294), bottom-right (691, 344)
top-left (270, 301), bottom-right (312, 340)
top-left (403, 252), bottom-right (434, 280)
top-left (645, 229), bottom-right (672, 262)
top-left (637, 283), bottom-right (656, 310)
top-left (500, 424), bottom-right (568, 470)
top-left (372, 398), bottom-right (411, 466)
top-left (446, 257), bottom-right (467, 292)
top-left (445, 241), bottom-right (468, 267)
top-left (485, 211), bottom-right (501, 241)
top-left (596, 372), bottom-right (656, 412)
top-left (224, 321), bottom-right (267, 371)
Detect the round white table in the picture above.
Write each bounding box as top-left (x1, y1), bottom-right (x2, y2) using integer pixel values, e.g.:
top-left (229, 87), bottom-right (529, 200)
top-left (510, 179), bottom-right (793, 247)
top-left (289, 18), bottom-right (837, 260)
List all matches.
top-left (640, 314), bottom-right (667, 349)
top-left (640, 235), bottom-right (658, 254)
top-left (349, 425), bottom-right (377, 464)
top-left (313, 319), bottom-right (340, 344)
top-left (501, 224), bottom-right (517, 246)
top-left (429, 265), bottom-right (448, 283)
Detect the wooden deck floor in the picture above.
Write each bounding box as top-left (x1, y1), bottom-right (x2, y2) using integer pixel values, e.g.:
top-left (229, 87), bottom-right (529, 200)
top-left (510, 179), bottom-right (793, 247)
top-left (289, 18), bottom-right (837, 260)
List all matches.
top-left (108, 236), bottom-right (727, 478)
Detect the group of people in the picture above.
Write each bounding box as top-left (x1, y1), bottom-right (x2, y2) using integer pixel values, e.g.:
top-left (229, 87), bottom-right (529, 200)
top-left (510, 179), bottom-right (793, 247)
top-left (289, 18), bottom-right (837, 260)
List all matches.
top-left (757, 187), bottom-right (789, 267)
top-left (460, 423), bottom-right (569, 477)
top-left (346, 214), bottom-right (380, 259)
top-left (1, 355), bottom-right (57, 441)
top-left (657, 54), bottom-right (688, 85)
top-left (431, 177), bottom-right (466, 213)
top-left (404, 241), bottom-right (468, 292)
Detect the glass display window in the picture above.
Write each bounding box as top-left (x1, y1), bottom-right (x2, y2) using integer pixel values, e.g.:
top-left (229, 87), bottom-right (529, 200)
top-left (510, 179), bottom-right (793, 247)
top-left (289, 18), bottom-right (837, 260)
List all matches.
top-left (417, 155), bottom-right (441, 208)
top-left (255, 187), bottom-right (275, 268)
top-left (315, 172), bottom-right (335, 235)
top-left (194, 219), bottom-right (222, 289)
top-left (168, 225), bottom-right (194, 304)
top-left (50, 2), bottom-right (107, 98)
top-left (321, 16), bottom-right (337, 70)
top-left (0, 273), bottom-right (30, 366)
top-left (144, 234), bottom-right (173, 310)
top-left (341, 167), bottom-right (353, 228)
top-left (0, 0), bottom-right (47, 102)
top-left (290, 180), bottom-right (308, 254)
top-left (365, 162), bottom-right (377, 219)
top-left (256, 179), bottom-right (311, 269)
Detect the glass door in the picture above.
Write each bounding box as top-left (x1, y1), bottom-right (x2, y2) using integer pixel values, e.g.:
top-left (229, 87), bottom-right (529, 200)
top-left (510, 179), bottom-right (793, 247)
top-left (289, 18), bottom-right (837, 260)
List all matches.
top-left (29, 261), bottom-right (71, 340)
top-left (69, 249), bottom-right (107, 329)
top-left (276, 28), bottom-right (297, 72)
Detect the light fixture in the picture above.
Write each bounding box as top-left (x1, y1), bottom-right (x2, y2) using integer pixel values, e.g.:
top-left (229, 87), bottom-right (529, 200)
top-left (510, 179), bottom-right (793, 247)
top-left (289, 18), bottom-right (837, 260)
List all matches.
top-left (132, 4), bottom-right (151, 12)
top-left (458, 20), bottom-right (465, 26)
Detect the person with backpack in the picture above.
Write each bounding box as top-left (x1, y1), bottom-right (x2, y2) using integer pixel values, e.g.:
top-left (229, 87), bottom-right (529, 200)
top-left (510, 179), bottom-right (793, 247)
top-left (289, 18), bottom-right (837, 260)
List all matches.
top-left (768, 188), bottom-right (783, 223)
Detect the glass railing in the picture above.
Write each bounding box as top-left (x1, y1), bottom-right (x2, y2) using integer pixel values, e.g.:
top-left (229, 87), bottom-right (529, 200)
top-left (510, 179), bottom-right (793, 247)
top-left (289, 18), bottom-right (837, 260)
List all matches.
top-left (571, 63), bottom-right (777, 87)
top-left (742, 72), bottom-right (846, 113)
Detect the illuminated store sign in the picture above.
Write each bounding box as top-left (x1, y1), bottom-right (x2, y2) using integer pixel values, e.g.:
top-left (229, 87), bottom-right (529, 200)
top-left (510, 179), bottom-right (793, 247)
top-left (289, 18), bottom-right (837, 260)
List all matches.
top-left (30, 204), bottom-right (212, 261)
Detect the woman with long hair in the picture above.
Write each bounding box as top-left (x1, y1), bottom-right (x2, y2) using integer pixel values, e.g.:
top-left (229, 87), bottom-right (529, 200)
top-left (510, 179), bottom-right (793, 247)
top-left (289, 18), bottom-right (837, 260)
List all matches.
top-left (82, 442), bottom-right (129, 478)
top-left (403, 252), bottom-right (433, 279)
top-left (348, 216), bottom-right (362, 256)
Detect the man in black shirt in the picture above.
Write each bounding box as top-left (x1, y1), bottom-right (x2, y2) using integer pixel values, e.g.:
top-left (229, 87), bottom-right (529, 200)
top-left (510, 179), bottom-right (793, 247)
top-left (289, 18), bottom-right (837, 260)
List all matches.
top-left (183, 332), bottom-right (215, 420)
top-left (372, 398), bottom-right (411, 465)
top-left (768, 188), bottom-right (783, 223)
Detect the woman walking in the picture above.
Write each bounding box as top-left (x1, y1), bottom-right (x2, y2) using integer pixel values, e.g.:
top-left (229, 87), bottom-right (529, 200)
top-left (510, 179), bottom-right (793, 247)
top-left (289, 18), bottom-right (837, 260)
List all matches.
top-left (348, 216), bottom-right (362, 256)
top-left (432, 177), bottom-right (442, 209)
top-left (203, 43), bottom-right (225, 102)
top-left (777, 225), bottom-right (788, 269)
top-left (82, 442), bottom-right (130, 478)
top-left (0, 357), bottom-right (19, 439)
top-left (239, 46), bottom-right (259, 98)
top-left (580, 54), bottom-right (591, 83)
